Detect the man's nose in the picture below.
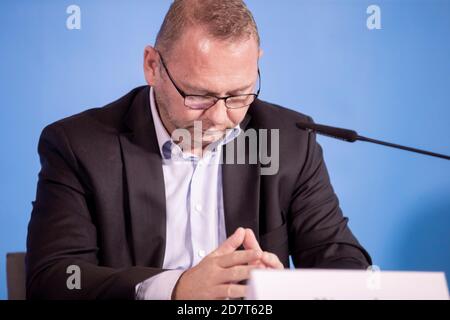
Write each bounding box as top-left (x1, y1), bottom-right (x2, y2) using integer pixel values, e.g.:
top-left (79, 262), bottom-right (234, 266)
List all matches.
top-left (204, 99), bottom-right (229, 126)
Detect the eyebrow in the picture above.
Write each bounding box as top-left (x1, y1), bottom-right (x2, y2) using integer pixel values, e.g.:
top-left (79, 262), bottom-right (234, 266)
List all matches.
top-left (180, 82), bottom-right (255, 96)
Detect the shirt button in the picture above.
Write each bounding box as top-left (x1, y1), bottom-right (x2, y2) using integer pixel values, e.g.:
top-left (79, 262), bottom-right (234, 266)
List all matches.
top-left (198, 250), bottom-right (206, 258)
top-left (195, 204), bottom-right (202, 213)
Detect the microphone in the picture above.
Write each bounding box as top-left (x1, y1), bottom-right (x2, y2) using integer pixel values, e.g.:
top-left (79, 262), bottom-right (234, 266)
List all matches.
top-left (296, 121), bottom-right (450, 160)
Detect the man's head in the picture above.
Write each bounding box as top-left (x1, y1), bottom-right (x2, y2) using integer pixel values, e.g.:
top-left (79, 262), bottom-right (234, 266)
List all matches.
top-left (143, 0), bottom-right (262, 151)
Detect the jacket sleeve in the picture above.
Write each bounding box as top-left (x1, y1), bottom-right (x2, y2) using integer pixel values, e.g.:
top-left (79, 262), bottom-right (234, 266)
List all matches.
top-left (288, 117), bottom-right (372, 269)
top-left (26, 123), bottom-right (164, 300)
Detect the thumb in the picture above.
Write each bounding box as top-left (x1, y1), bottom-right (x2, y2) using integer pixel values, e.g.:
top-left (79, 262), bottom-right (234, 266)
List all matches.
top-left (212, 227), bottom-right (245, 256)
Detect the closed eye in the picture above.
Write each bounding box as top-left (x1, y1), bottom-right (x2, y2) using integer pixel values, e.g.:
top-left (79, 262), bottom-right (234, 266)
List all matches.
top-left (180, 82), bottom-right (255, 96)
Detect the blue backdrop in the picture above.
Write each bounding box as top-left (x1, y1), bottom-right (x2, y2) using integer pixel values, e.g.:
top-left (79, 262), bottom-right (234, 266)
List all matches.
top-left (1, 0), bottom-right (449, 299)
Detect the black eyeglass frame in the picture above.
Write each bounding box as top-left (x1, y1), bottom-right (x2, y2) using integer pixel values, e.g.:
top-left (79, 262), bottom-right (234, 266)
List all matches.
top-left (157, 51), bottom-right (261, 110)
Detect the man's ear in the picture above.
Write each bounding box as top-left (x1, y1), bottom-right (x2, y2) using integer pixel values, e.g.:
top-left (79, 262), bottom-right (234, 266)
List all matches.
top-left (258, 48), bottom-right (264, 59)
top-left (143, 45), bottom-right (159, 86)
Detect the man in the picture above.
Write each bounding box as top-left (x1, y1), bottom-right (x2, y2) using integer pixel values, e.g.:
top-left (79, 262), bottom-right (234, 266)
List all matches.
top-left (26, 0), bottom-right (371, 300)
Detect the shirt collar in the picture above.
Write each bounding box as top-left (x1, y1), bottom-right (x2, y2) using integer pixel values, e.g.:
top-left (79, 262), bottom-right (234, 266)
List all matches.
top-left (149, 86), bottom-right (242, 160)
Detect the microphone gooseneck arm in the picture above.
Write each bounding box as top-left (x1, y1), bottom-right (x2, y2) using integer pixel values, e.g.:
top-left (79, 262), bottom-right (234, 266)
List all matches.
top-left (296, 121), bottom-right (450, 161)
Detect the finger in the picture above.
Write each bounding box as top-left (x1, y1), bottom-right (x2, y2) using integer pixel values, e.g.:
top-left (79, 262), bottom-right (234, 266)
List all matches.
top-left (215, 284), bottom-right (247, 299)
top-left (211, 227), bottom-right (246, 256)
top-left (261, 251), bottom-right (284, 269)
top-left (250, 260), bottom-right (267, 269)
top-left (243, 228), bottom-right (262, 251)
top-left (219, 265), bottom-right (258, 283)
top-left (243, 229), bottom-right (264, 267)
top-left (218, 249), bottom-right (262, 268)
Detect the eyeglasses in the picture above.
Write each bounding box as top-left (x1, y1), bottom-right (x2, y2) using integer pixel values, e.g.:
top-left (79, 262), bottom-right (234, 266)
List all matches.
top-left (157, 51), bottom-right (261, 110)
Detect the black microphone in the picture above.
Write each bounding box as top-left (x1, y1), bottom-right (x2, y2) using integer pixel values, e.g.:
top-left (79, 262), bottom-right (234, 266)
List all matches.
top-left (296, 121), bottom-right (450, 161)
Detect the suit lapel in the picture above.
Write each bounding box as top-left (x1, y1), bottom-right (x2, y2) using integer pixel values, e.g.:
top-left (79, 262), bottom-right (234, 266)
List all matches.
top-left (119, 86), bottom-right (166, 267)
top-left (222, 110), bottom-right (261, 242)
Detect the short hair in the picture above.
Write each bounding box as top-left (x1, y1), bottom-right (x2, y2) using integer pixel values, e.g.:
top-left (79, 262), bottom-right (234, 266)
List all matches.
top-left (155, 0), bottom-right (260, 54)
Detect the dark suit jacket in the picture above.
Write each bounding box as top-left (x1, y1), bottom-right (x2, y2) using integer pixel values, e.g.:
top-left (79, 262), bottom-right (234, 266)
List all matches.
top-left (26, 85), bottom-right (371, 299)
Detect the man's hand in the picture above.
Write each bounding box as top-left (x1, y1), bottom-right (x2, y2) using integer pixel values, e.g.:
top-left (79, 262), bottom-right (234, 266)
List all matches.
top-left (172, 227), bottom-right (261, 300)
top-left (243, 228), bottom-right (284, 270)
top-left (172, 227), bottom-right (284, 300)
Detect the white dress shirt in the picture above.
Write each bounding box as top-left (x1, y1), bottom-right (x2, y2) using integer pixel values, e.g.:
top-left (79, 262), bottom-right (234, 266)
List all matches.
top-left (135, 87), bottom-right (241, 299)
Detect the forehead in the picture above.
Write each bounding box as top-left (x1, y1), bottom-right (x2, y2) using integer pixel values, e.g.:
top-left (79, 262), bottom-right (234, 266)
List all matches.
top-left (166, 27), bottom-right (260, 89)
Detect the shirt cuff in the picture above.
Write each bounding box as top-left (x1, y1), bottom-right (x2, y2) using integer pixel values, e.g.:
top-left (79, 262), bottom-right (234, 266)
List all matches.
top-left (135, 269), bottom-right (185, 300)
